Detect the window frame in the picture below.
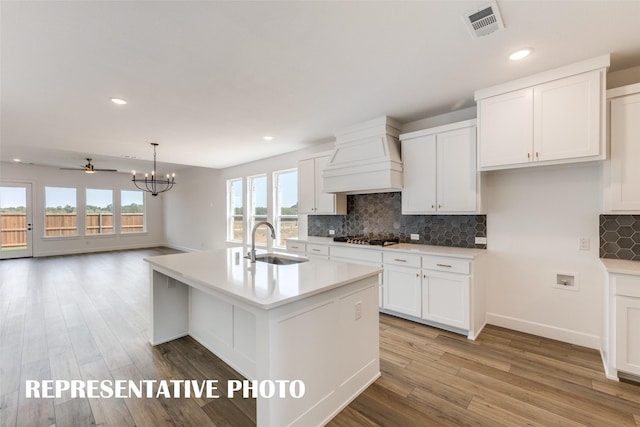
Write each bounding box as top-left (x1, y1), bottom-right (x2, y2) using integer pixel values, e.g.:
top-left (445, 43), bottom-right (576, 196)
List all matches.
top-left (44, 186), bottom-right (78, 238)
top-left (120, 189), bottom-right (146, 234)
top-left (247, 174), bottom-right (268, 248)
top-left (273, 168), bottom-right (298, 248)
top-left (85, 188), bottom-right (115, 236)
top-left (226, 178), bottom-right (244, 243)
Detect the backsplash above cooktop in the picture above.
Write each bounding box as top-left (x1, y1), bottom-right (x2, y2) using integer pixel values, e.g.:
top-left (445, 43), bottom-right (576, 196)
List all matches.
top-left (308, 192), bottom-right (487, 249)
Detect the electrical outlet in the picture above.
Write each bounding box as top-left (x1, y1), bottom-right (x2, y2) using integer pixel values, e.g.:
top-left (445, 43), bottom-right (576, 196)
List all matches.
top-left (329, 229), bottom-right (335, 235)
top-left (354, 301), bottom-right (362, 320)
top-left (475, 237), bottom-right (487, 245)
top-left (410, 234), bottom-right (419, 241)
top-left (579, 237), bottom-right (590, 251)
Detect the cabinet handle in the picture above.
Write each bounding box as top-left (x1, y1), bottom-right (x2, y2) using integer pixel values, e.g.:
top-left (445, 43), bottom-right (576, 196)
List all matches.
top-left (291, 245), bottom-right (299, 249)
top-left (416, 273), bottom-right (419, 278)
top-left (438, 204), bottom-right (442, 209)
top-left (423, 274), bottom-right (426, 279)
top-left (535, 152), bottom-right (539, 159)
top-left (431, 205), bottom-right (435, 209)
top-left (394, 258), bottom-right (407, 262)
top-left (527, 152), bottom-right (531, 159)
top-left (436, 263), bottom-right (452, 268)
top-left (311, 248), bottom-right (321, 252)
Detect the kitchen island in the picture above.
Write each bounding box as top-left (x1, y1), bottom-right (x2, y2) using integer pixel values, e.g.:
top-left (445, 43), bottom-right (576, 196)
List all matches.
top-left (145, 247), bottom-right (382, 426)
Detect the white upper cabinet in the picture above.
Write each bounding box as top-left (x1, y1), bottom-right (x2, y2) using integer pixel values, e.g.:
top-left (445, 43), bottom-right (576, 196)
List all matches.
top-left (533, 71), bottom-right (602, 162)
top-left (606, 83), bottom-right (640, 212)
top-left (478, 88), bottom-right (533, 168)
top-left (401, 134), bottom-right (437, 213)
top-left (475, 55), bottom-right (609, 171)
top-left (400, 120), bottom-right (479, 214)
top-left (298, 154), bottom-right (347, 215)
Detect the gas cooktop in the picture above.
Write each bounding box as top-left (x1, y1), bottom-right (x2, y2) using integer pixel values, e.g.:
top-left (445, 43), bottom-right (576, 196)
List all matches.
top-left (333, 236), bottom-right (400, 246)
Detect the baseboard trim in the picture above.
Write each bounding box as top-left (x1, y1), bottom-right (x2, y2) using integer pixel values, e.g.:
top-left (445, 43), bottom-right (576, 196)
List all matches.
top-left (486, 313), bottom-right (600, 349)
top-left (163, 243), bottom-right (199, 253)
top-left (33, 242), bottom-right (167, 258)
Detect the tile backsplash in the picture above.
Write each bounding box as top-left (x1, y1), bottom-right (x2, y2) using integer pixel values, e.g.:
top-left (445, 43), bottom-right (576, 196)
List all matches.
top-left (308, 192), bottom-right (487, 249)
top-left (600, 215), bottom-right (640, 261)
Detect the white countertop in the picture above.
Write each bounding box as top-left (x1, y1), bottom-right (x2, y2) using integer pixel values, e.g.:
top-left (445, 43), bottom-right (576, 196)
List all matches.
top-left (287, 236), bottom-right (486, 259)
top-left (145, 247), bottom-right (382, 310)
top-left (600, 258), bottom-right (640, 275)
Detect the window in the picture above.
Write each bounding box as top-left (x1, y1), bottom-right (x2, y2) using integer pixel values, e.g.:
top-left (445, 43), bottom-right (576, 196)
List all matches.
top-left (121, 190), bottom-right (145, 233)
top-left (227, 178), bottom-right (243, 242)
top-left (248, 174), bottom-right (267, 246)
top-left (45, 187), bottom-right (77, 236)
top-left (274, 169), bottom-right (298, 247)
top-left (86, 189), bottom-right (114, 235)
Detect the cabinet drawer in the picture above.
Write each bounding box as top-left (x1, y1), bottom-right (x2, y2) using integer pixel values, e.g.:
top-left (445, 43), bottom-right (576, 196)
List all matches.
top-left (383, 252), bottom-right (422, 268)
top-left (614, 274), bottom-right (640, 298)
top-left (422, 256), bottom-right (470, 275)
top-left (307, 244), bottom-right (329, 257)
top-left (331, 246), bottom-right (382, 264)
top-left (286, 241), bottom-right (306, 254)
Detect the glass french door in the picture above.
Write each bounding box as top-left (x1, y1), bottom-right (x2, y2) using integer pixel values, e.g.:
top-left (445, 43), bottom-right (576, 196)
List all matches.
top-left (0, 182), bottom-right (33, 259)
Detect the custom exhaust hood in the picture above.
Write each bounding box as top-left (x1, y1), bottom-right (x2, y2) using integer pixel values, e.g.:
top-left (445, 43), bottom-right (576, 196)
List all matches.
top-left (322, 116), bottom-right (403, 194)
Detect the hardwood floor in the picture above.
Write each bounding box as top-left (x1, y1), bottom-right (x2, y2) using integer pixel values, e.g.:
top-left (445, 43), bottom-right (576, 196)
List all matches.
top-left (1, 248), bottom-right (639, 426)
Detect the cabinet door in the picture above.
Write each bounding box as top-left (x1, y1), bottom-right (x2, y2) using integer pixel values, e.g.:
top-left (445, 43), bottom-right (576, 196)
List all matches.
top-left (611, 92), bottom-right (640, 211)
top-left (478, 88), bottom-right (533, 169)
top-left (314, 155), bottom-right (337, 214)
top-left (534, 70), bottom-right (601, 162)
top-left (616, 296), bottom-right (640, 376)
top-left (298, 158), bottom-right (316, 214)
top-left (437, 127), bottom-right (477, 212)
top-left (383, 265), bottom-right (421, 317)
top-left (401, 135), bottom-right (436, 214)
top-left (422, 271), bottom-right (469, 330)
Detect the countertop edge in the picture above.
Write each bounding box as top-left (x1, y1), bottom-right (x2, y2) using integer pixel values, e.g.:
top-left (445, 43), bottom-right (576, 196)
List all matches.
top-left (145, 253), bottom-right (383, 310)
top-left (600, 258), bottom-right (640, 275)
top-left (286, 237), bottom-right (486, 259)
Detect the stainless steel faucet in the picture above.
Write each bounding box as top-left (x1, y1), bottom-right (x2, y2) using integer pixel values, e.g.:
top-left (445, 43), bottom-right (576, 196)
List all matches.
top-left (250, 221), bottom-right (276, 262)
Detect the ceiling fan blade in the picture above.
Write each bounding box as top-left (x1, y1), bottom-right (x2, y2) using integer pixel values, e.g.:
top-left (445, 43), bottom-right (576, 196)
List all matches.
top-left (93, 168), bottom-right (119, 172)
top-left (60, 167), bottom-right (85, 170)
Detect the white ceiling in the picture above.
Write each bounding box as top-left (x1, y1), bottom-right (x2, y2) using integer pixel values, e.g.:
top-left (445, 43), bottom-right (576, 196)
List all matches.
top-left (2, 1), bottom-right (640, 173)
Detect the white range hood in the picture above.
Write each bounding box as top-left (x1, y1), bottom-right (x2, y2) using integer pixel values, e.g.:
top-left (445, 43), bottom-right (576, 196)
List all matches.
top-left (322, 116), bottom-right (403, 194)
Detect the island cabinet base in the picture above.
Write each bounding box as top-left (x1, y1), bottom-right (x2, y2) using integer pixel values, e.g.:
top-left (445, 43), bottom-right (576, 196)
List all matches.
top-left (149, 267), bottom-right (380, 427)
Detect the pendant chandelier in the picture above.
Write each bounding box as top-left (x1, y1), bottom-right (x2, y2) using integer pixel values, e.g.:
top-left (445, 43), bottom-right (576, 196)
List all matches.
top-left (131, 143), bottom-right (176, 196)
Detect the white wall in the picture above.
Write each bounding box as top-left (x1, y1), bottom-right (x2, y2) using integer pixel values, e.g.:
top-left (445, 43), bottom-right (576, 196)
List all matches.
top-left (483, 163), bottom-right (605, 348)
top-left (163, 142), bottom-right (334, 252)
top-left (0, 161), bottom-right (165, 257)
top-left (162, 166), bottom-right (222, 252)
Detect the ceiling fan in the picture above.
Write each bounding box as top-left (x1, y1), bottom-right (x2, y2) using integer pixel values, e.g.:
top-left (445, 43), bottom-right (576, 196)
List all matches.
top-left (60, 158), bottom-right (118, 174)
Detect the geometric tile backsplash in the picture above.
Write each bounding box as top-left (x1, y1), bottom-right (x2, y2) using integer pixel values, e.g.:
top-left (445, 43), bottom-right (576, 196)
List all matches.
top-left (600, 215), bottom-right (640, 261)
top-left (308, 192), bottom-right (487, 249)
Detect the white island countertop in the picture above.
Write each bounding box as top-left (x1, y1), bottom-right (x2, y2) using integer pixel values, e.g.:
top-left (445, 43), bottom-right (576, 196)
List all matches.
top-left (287, 236), bottom-right (486, 259)
top-left (145, 247), bottom-right (382, 310)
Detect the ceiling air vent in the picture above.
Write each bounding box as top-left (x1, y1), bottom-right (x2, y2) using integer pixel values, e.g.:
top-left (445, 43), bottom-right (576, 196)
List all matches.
top-left (463, 1), bottom-right (505, 39)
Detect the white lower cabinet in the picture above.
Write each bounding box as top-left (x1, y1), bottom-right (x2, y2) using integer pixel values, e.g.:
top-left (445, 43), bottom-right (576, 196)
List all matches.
top-left (382, 265), bottom-right (422, 317)
top-left (382, 253), bottom-right (474, 334)
top-left (616, 296), bottom-right (640, 376)
top-left (422, 271), bottom-right (469, 330)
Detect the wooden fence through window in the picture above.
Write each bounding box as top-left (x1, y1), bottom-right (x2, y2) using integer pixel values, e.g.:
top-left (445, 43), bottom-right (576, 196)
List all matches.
top-left (0, 213), bottom-right (144, 248)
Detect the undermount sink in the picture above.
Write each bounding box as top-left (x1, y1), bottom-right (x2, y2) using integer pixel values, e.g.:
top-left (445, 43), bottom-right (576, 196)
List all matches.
top-left (254, 253), bottom-right (308, 265)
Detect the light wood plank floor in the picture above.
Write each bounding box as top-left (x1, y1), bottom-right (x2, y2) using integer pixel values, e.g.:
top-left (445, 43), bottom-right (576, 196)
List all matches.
top-left (1, 248), bottom-right (639, 426)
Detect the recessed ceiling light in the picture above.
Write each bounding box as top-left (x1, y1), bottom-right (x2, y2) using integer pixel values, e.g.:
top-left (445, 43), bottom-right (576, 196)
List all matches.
top-left (263, 136), bottom-right (274, 141)
top-left (12, 158), bottom-right (21, 162)
top-left (509, 48), bottom-right (533, 61)
top-left (110, 97), bottom-right (127, 105)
